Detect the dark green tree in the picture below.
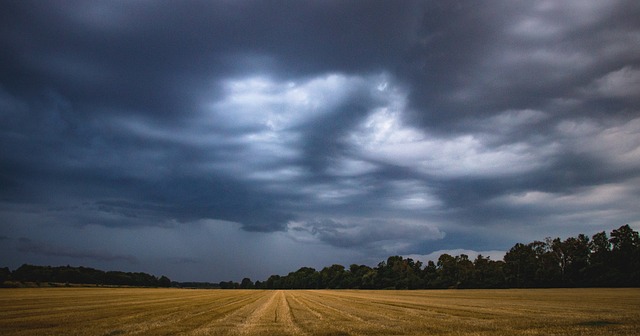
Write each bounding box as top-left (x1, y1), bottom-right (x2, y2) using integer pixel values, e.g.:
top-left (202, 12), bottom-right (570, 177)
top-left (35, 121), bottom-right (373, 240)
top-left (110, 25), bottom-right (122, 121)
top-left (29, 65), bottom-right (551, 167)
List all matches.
top-left (434, 254), bottom-right (457, 288)
top-left (373, 256), bottom-right (423, 289)
top-left (288, 267), bottom-right (319, 289)
top-left (455, 254), bottom-right (474, 288)
top-left (240, 277), bottom-right (254, 289)
top-left (158, 275), bottom-right (172, 287)
top-left (219, 281), bottom-right (239, 289)
top-left (320, 265), bottom-right (346, 289)
top-left (558, 234), bottom-right (590, 286)
top-left (504, 243), bottom-right (537, 287)
top-left (422, 260), bottom-right (438, 288)
top-left (472, 255), bottom-right (505, 288)
top-left (265, 275), bottom-right (282, 289)
top-left (345, 264), bottom-right (373, 289)
top-left (588, 231), bottom-right (612, 286)
top-left (0, 267), bottom-right (10, 284)
top-left (531, 239), bottom-right (562, 287)
top-left (609, 224), bottom-right (640, 286)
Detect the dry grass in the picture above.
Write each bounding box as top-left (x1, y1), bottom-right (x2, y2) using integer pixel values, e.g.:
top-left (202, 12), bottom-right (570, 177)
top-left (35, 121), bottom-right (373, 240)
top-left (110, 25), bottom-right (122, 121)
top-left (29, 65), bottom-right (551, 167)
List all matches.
top-left (1, 287), bottom-right (639, 335)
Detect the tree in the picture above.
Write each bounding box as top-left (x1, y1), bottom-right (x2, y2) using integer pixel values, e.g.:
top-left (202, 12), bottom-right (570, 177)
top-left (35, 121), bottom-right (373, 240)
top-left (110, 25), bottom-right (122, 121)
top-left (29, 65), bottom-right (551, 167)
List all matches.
top-left (472, 255), bottom-right (505, 288)
top-left (434, 254), bottom-right (457, 288)
top-left (609, 224), bottom-right (640, 286)
top-left (240, 277), bottom-right (254, 289)
top-left (610, 224), bottom-right (640, 252)
top-left (504, 243), bottom-right (537, 287)
top-left (12, 264), bottom-right (53, 283)
top-left (0, 267), bottom-right (10, 284)
top-left (588, 231), bottom-right (612, 286)
top-left (359, 267), bottom-right (378, 289)
top-left (219, 281), bottom-right (239, 289)
top-left (158, 276), bottom-right (172, 287)
top-left (288, 267), bottom-right (319, 289)
top-left (265, 275), bottom-right (282, 289)
top-left (532, 239), bottom-right (562, 287)
top-left (558, 234), bottom-right (590, 286)
top-left (422, 260), bottom-right (437, 288)
top-left (346, 264), bottom-right (373, 289)
top-left (455, 254), bottom-right (474, 288)
top-left (320, 265), bottom-right (346, 289)
top-left (373, 256), bottom-right (423, 289)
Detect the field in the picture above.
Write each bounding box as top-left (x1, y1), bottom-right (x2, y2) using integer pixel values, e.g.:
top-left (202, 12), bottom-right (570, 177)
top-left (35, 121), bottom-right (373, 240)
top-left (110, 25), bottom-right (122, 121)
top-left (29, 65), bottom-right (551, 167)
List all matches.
top-left (1, 288), bottom-right (639, 335)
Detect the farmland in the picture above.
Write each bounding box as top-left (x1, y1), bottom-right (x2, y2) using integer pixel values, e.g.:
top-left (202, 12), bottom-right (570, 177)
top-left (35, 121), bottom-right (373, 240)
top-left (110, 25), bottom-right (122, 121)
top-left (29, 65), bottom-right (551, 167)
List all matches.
top-left (1, 288), bottom-right (639, 335)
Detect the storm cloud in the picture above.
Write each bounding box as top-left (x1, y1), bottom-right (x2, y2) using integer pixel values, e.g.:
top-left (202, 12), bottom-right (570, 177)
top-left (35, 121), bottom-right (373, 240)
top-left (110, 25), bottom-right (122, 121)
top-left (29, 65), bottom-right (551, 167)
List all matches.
top-left (1, 1), bottom-right (639, 281)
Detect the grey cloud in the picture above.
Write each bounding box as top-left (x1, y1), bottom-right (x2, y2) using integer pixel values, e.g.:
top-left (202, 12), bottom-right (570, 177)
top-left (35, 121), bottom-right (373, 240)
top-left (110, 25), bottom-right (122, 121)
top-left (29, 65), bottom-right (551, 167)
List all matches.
top-left (586, 66), bottom-right (640, 100)
top-left (1, 0), bottom-right (421, 120)
top-left (288, 218), bottom-right (444, 253)
top-left (17, 237), bottom-right (139, 264)
top-left (298, 97), bottom-right (383, 174)
top-left (403, 1), bottom-right (640, 133)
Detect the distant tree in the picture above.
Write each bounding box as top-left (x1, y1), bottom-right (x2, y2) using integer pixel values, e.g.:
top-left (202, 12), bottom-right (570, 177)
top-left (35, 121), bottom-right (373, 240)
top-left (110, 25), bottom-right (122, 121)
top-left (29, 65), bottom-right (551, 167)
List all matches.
top-left (588, 231), bottom-right (613, 286)
top-left (240, 277), bottom-right (254, 289)
top-left (219, 281), bottom-right (239, 289)
top-left (610, 224), bottom-right (640, 252)
top-left (590, 231), bottom-right (611, 257)
top-left (360, 267), bottom-right (378, 289)
top-left (504, 243), bottom-right (537, 287)
top-left (174, 281), bottom-right (220, 289)
top-left (292, 267), bottom-right (320, 289)
top-left (373, 256), bottom-right (423, 289)
top-left (9, 265), bottom-right (170, 287)
top-left (265, 275), bottom-right (282, 289)
top-left (434, 254), bottom-right (457, 288)
top-left (455, 254), bottom-right (474, 288)
top-left (345, 264), bottom-right (373, 289)
top-left (609, 224), bottom-right (640, 286)
top-left (12, 264), bottom-right (51, 283)
top-left (558, 234), bottom-right (590, 286)
top-left (0, 267), bottom-right (10, 284)
top-left (421, 260), bottom-right (437, 288)
top-left (531, 239), bottom-right (562, 287)
top-left (320, 264), bottom-right (346, 289)
top-left (158, 276), bottom-right (171, 287)
top-left (472, 255), bottom-right (505, 288)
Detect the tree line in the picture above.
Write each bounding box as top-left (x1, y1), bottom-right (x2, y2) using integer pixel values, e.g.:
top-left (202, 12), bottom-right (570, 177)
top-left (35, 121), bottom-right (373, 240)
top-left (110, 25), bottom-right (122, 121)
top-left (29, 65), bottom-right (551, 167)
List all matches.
top-left (2, 225), bottom-right (638, 289)
top-left (230, 225), bottom-right (640, 289)
top-left (0, 264), bottom-right (172, 287)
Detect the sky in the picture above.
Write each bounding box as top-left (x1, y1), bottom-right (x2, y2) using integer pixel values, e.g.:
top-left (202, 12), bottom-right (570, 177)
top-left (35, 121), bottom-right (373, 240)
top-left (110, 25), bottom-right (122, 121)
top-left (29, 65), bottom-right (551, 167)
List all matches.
top-left (1, 0), bottom-right (639, 282)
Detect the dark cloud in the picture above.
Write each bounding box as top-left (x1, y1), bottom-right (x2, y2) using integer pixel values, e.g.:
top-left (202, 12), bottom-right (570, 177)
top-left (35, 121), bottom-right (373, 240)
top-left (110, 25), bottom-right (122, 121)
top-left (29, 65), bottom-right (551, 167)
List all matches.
top-left (17, 237), bottom-right (138, 264)
top-left (404, 1), bottom-right (640, 132)
top-left (288, 218), bottom-right (443, 251)
top-left (1, 1), bottom-right (639, 281)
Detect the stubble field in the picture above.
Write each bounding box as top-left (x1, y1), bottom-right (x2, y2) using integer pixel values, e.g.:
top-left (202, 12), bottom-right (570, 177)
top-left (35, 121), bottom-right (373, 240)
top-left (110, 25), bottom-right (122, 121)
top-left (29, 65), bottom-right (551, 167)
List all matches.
top-left (1, 287), bottom-right (639, 335)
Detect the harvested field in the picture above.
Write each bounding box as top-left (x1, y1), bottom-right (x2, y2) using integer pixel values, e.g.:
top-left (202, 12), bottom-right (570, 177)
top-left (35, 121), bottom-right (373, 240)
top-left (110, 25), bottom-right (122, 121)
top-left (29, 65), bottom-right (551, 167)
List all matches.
top-left (1, 288), bottom-right (639, 335)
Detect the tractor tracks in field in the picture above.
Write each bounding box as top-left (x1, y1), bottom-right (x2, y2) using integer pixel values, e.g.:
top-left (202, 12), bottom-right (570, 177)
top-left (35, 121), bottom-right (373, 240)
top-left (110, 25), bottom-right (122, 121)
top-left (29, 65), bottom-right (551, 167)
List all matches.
top-left (290, 291), bottom-right (400, 335)
top-left (237, 290), bottom-right (279, 332)
top-left (186, 291), bottom-right (271, 335)
top-left (237, 290), bottom-right (306, 335)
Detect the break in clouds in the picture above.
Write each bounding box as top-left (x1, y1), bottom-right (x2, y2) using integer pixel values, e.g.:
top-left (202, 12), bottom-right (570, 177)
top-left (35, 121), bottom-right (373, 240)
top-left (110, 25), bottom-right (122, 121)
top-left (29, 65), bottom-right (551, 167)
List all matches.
top-left (1, 1), bottom-right (639, 281)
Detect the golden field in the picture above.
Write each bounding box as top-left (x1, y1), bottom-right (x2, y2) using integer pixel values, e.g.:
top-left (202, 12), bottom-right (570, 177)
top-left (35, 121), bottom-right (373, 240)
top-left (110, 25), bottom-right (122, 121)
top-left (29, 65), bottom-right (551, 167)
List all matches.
top-left (1, 288), bottom-right (639, 335)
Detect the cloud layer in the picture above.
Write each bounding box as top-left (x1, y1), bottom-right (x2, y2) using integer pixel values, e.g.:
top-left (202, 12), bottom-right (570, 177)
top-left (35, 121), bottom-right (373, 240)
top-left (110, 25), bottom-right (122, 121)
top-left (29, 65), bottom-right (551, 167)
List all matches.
top-left (1, 1), bottom-right (639, 281)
